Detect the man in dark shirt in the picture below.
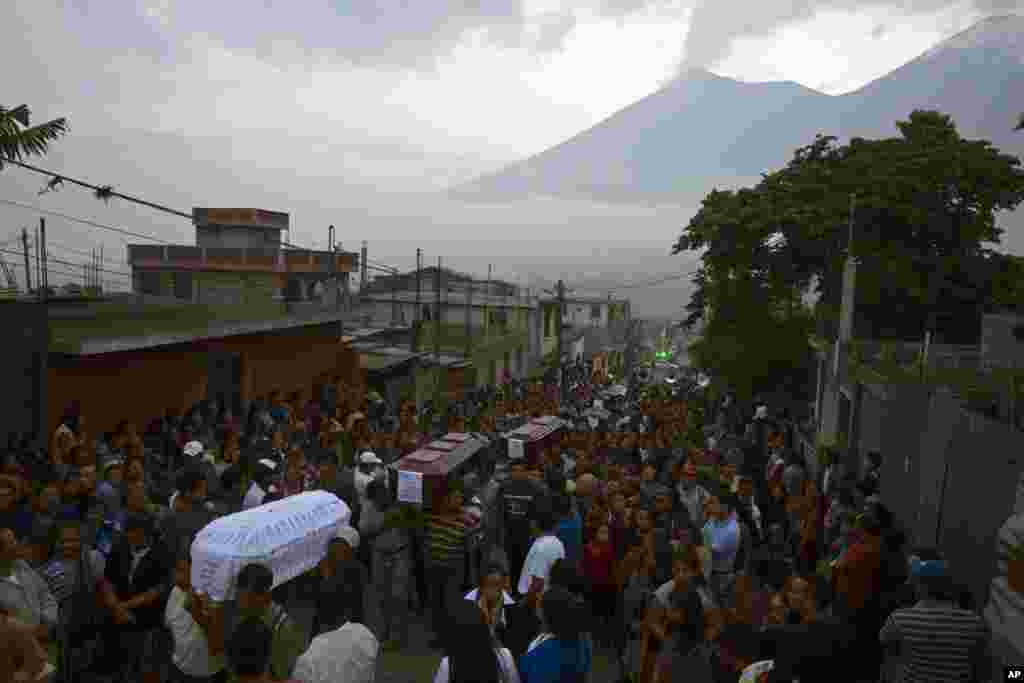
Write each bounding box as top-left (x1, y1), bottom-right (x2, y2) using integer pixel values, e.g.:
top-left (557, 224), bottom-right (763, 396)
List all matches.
top-left (160, 467), bottom-right (216, 568)
top-left (496, 455), bottom-right (549, 583)
top-left (101, 512), bottom-right (171, 683)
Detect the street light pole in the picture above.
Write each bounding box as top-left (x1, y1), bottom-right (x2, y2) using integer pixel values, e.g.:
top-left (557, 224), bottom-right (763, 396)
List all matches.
top-left (557, 279), bottom-right (565, 404)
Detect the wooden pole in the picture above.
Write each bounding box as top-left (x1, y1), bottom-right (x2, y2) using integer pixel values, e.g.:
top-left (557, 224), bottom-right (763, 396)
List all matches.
top-left (40, 218), bottom-right (48, 298)
top-left (21, 228), bottom-right (31, 293)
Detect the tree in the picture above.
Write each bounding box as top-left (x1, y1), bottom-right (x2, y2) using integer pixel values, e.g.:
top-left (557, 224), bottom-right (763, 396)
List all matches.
top-left (0, 105), bottom-right (67, 170)
top-left (676, 110), bottom-right (1024, 347)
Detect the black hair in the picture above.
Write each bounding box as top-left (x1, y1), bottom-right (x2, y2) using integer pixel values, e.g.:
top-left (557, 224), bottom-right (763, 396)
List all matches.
top-left (314, 448), bottom-right (337, 467)
top-left (446, 600), bottom-right (502, 683)
top-left (548, 559), bottom-right (586, 597)
top-left (837, 485), bottom-right (857, 509)
top-left (366, 478), bottom-right (391, 508)
top-left (552, 493), bottom-right (572, 518)
top-left (176, 467), bottom-right (206, 498)
top-left (123, 512), bottom-right (154, 536)
top-left (236, 563), bottom-right (274, 594)
top-left (227, 618), bottom-right (273, 677)
top-left (220, 465), bottom-right (243, 492)
top-left (533, 500), bottom-right (558, 533)
top-left (483, 561), bottom-right (508, 579)
top-left (541, 586), bottom-right (587, 643)
top-left (867, 451), bottom-right (882, 468)
top-left (722, 623), bottom-right (761, 666)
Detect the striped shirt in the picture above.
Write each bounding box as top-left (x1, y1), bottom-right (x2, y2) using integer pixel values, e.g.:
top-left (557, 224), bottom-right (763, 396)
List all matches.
top-left (880, 600), bottom-right (988, 683)
top-left (425, 513), bottom-right (469, 568)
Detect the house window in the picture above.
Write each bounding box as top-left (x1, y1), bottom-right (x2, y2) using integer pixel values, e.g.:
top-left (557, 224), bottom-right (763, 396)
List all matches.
top-left (591, 304), bottom-right (601, 320)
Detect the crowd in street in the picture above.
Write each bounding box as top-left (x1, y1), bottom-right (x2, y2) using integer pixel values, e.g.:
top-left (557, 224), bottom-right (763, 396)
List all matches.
top-left (0, 360), bottom-right (998, 683)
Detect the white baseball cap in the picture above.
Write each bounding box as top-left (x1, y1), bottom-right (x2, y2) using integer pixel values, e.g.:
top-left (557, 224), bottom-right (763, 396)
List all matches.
top-left (359, 452), bottom-right (383, 466)
top-left (183, 441), bottom-right (204, 458)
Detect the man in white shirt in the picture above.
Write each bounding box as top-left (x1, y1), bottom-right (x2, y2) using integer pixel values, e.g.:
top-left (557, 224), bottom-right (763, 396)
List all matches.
top-left (165, 550), bottom-right (225, 682)
top-left (516, 507), bottom-right (565, 601)
top-left (677, 461), bottom-right (710, 530)
top-left (291, 620), bottom-right (378, 683)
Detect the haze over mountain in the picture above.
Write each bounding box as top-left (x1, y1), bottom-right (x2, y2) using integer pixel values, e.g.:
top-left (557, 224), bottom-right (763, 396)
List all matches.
top-left (452, 14), bottom-right (1024, 218)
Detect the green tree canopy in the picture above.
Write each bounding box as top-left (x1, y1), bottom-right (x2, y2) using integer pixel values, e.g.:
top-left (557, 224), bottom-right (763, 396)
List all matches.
top-left (0, 105), bottom-right (67, 170)
top-left (675, 110), bottom-right (1024, 352)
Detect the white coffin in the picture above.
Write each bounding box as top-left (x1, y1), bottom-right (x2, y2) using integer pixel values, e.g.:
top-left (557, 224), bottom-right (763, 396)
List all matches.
top-left (190, 490), bottom-right (351, 601)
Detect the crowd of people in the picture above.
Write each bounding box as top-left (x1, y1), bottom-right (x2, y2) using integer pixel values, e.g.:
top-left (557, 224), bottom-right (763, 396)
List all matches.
top-left (0, 362), bottom-right (998, 683)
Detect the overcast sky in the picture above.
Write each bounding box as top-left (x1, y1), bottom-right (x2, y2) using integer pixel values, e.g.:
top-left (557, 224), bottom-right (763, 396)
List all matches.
top-left (0, 0), bottom-right (1010, 305)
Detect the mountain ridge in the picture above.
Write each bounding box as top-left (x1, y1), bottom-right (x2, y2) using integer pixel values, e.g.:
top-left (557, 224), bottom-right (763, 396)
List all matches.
top-left (450, 14), bottom-right (1024, 205)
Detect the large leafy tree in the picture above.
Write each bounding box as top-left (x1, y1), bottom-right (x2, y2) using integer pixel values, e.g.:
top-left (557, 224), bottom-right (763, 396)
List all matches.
top-left (676, 110), bottom-right (1024, 360)
top-left (0, 105), bottom-right (67, 170)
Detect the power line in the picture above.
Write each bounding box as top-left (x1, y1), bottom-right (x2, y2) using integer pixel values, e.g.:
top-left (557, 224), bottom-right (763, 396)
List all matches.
top-left (43, 240), bottom-right (126, 267)
top-left (0, 156), bottom-right (194, 221)
top-left (0, 198), bottom-right (177, 244)
top-left (608, 271), bottom-right (698, 291)
top-left (0, 246), bottom-right (131, 279)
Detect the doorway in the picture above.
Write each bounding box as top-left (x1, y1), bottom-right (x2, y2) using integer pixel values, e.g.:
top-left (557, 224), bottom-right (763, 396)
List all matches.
top-left (209, 352), bottom-right (243, 416)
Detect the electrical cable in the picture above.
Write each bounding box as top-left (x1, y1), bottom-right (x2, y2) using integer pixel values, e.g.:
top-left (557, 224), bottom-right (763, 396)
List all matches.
top-left (0, 198), bottom-right (177, 244)
top-left (0, 246), bottom-right (132, 279)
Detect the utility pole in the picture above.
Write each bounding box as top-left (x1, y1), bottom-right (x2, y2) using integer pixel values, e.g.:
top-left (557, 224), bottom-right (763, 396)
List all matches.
top-left (390, 264), bottom-right (398, 327)
top-left (556, 279), bottom-right (565, 404)
top-left (40, 218), bottom-right (48, 299)
top-left (413, 247), bottom-right (422, 352)
top-left (434, 256), bottom-right (443, 429)
top-left (464, 268), bottom-right (473, 360)
top-left (360, 241), bottom-right (368, 293)
top-left (484, 264), bottom-right (492, 344)
top-left (21, 228), bottom-right (31, 293)
top-left (819, 193), bottom-right (857, 468)
top-left (34, 227), bottom-right (40, 297)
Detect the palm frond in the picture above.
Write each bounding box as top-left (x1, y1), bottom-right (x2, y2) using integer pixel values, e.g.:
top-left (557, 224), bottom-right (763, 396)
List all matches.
top-left (0, 104), bottom-right (68, 169)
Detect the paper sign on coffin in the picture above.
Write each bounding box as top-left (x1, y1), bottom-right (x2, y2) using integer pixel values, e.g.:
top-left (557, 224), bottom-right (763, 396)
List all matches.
top-left (190, 491), bottom-right (351, 602)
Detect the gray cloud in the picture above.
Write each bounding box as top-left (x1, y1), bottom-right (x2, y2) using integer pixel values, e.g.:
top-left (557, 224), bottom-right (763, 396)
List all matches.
top-left (51, 0), bottom-right (682, 72)
top-left (679, 0), bottom-right (1006, 69)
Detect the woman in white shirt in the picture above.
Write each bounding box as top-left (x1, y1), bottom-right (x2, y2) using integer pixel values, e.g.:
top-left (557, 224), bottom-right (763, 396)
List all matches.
top-left (433, 600), bottom-right (520, 683)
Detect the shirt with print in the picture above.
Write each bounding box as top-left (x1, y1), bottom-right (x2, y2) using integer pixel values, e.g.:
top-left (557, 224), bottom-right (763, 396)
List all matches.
top-left (425, 513), bottom-right (470, 569)
top-left (104, 538), bottom-right (170, 630)
top-left (880, 600), bottom-right (988, 683)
